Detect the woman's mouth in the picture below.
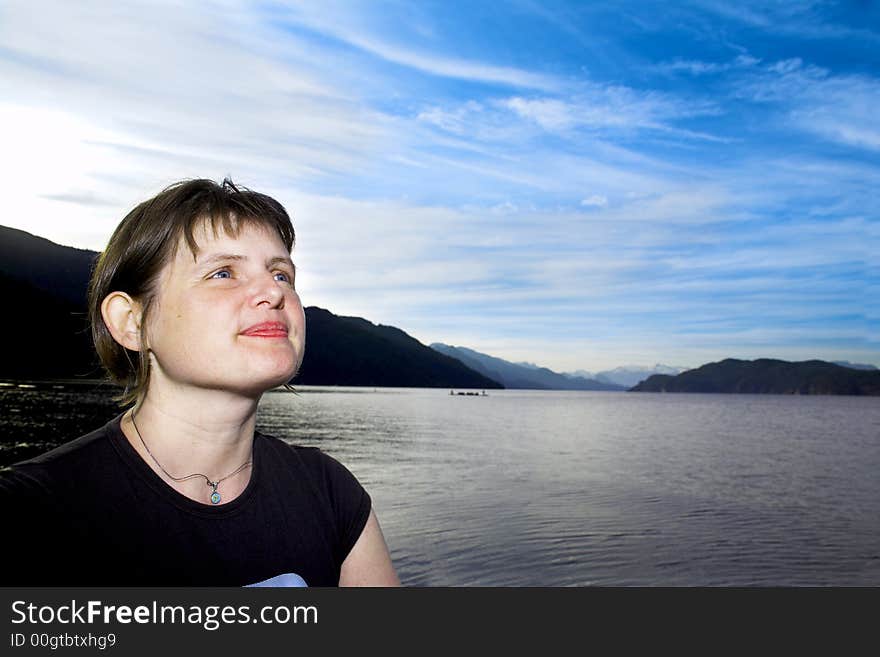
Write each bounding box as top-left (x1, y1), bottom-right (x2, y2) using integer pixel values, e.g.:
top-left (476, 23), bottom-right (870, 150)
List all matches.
top-left (240, 321), bottom-right (289, 338)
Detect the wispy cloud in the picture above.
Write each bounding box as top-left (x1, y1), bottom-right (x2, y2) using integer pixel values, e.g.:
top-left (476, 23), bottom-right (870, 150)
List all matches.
top-left (581, 195), bottom-right (608, 208)
top-left (327, 32), bottom-right (558, 90)
top-left (415, 83), bottom-right (727, 180)
top-left (502, 87), bottom-right (721, 134)
top-left (736, 58), bottom-right (880, 151)
top-left (40, 191), bottom-right (119, 207)
top-left (693, 0), bottom-right (880, 43)
top-left (272, 0), bottom-right (560, 89)
top-left (656, 54), bottom-right (761, 76)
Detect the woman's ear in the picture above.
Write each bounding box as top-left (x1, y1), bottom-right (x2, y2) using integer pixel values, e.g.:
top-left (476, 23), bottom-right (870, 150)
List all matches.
top-left (101, 292), bottom-right (143, 351)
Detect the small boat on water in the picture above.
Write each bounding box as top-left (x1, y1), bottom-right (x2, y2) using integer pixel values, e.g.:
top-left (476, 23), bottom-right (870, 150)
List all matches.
top-left (449, 390), bottom-right (488, 396)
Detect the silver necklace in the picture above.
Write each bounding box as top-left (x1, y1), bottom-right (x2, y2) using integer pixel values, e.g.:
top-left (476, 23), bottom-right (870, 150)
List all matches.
top-left (130, 412), bottom-right (253, 505)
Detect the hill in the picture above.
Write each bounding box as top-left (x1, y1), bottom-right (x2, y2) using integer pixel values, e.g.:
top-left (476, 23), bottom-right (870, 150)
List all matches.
top-left (0, 225), bottom-right (96, 307)
top-left (298, 308), bottom-right (501, 388)
top-left (630, 358), bottom-right (880, 395)
top-left (430, 343), bottom-right (625, 391)
top-left (0, 226), bottom-right (102, 378)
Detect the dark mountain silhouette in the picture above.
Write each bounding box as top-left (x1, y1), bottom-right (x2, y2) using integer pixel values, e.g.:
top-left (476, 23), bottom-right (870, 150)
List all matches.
top-left (0, 225), bottom-right (96, 307)
top-left (0, 225), bottom-right (500, 389)
top-left (0, 271), bottom-right (99, 379)
top-left (299, 309), bottom-right (501, 388)
top-left (630, 358), bottom-right (880, 396)
top-left (0, 226), bottom-right (101, 379)
top-left (430, 343), bottom-right (625, 391)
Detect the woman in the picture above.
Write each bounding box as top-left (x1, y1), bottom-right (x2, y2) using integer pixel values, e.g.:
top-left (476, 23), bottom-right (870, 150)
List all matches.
top-left (0, 178), bottom-right (399, 586)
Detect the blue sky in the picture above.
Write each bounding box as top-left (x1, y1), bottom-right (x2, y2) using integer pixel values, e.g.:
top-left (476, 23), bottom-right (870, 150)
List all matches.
top-left (1, 0), bottom-right (877, 371)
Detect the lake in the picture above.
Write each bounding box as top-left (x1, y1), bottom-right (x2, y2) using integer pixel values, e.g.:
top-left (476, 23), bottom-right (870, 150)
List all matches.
top-left (2, 383), bottom-right (879, 585)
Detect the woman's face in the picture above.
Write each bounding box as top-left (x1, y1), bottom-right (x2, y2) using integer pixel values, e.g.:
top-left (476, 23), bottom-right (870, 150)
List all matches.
top-left (143, 220), bottom-right (306, 398)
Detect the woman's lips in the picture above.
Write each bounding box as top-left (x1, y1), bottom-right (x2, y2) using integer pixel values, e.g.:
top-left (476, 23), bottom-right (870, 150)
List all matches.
top-left (240, 321), bottom-right (289, 338)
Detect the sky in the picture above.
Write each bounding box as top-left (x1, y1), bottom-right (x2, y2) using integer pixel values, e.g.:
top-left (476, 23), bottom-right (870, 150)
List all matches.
top-left (1, 0), bottom-right (877, 372)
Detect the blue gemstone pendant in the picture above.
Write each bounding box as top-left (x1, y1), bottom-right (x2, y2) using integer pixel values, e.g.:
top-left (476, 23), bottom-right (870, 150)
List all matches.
top-left (210, 490), bottom-right (221, 504)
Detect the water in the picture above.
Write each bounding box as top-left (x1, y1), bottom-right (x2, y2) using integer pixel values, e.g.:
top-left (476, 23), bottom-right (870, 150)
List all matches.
top-left (258, 387), bottom-right (880, 586)
top-left (3, 383), bottom-right (879, 585)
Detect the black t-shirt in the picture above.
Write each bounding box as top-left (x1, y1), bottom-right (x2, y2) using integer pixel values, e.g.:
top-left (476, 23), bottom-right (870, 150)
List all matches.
top-left (0, 414), bottom-right (371, 586)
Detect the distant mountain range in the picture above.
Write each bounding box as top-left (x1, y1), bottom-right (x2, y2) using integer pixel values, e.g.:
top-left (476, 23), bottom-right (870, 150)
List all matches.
top-left (832, 361), bottom-right (878, 371)
top-left (563, 364), bottom-right (686, 388)
top-left (431, 344), bottom-right (625, 390)
top-left (630, 358), bottom-right (880, 395)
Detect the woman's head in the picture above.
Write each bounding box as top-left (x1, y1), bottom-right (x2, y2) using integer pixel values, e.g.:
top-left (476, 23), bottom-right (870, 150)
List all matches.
top-left (89, 178), bottom-right (299, 405)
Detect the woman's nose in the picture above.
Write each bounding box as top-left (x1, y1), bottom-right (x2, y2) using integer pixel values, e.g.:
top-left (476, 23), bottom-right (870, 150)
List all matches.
top-left (251, 274), bottom-right (285, 308)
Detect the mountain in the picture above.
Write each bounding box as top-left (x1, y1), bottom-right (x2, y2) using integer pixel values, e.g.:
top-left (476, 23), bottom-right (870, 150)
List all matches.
top-left (0, 270), bottom-right (99, 379)
top-left (430, 344), bottom-right (625, 391)
top-left (565, 364), bottom-right (686, 388)
top-left (298, 308), bottom-right (501, 388)
top-left (564, 369), bottom-right (594, 379)
top-left (630, 358), bottom-right (880, 395)
top-left (0, 227), bottom-right (101, 378)
top-left (0, 225), bottom-right (97, 307)
top-left (833, 361), bottom-right (878, 371)
top-left (0, 225), bottom-right (500, 389)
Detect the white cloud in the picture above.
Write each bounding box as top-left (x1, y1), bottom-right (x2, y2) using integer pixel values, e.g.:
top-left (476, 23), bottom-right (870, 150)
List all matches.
top-left (658, 54), bottom-right (761, 76)
top-left (580, 195), bottom-right (608, 208)
top-left (415, 101), bottom-right (533, 142)
top-left (502, 87), bottom-right (720, 135)
top-left (668, 60), bottom-right (726, 75)
top-left (503, 97), bottom-right (578, 131)
top-left (769, 57), bottom-right (807, 74)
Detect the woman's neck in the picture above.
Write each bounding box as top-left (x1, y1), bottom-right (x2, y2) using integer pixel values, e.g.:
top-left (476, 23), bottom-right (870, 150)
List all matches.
top-left (121, 388), bottom-right (260, 505)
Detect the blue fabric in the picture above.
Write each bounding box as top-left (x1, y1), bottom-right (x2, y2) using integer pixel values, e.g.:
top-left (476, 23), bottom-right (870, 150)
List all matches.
top-left (246, 573), bottom-right (308, 587)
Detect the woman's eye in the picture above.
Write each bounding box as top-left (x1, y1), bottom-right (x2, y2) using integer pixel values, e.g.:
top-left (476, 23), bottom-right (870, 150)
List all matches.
top-left (210, 269), bottom-right (232, 279)
top-left (274, 271), bottom-right (292, 283)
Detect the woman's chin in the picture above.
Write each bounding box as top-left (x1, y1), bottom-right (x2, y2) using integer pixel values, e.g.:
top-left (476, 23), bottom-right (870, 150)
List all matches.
top-left (257, 359), bottom-right (300, 391)
top-left (202, 348), bottom-right (302, 395)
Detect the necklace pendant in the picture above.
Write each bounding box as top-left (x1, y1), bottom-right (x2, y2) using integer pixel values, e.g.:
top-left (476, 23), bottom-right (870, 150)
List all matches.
top-left (208, 481), bottom-right (221, 505)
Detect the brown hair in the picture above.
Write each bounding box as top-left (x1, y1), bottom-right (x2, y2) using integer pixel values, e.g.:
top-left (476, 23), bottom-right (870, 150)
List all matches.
top-left (88, 178), bottom-right (295, 406)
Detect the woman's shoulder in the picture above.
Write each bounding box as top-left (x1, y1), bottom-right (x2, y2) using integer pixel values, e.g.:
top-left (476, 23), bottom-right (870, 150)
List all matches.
top-left (254, 432), bottom-right (371, 559)
top-left (1, 414), bottom-right (124, 487)
top-left (256, 432), bottom-right (355, 477)
top-left (255, 432), bottom-right (368, 500)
